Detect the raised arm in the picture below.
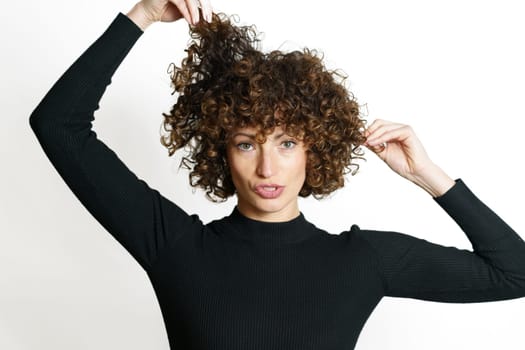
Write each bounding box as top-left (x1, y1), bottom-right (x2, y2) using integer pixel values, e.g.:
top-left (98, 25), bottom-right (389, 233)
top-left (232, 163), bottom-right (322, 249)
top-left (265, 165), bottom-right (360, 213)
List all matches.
top-left (29, 2), bottom-right (211, 271)
top-left (359, 119), bottom-right (525, 302)
top-left (354, 178), bottom-right (525, 302)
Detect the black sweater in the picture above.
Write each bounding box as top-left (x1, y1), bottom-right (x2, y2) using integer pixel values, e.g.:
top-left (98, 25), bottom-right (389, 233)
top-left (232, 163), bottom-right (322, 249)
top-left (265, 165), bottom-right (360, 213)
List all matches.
top-left (29, 13), bottom-right (525, 350)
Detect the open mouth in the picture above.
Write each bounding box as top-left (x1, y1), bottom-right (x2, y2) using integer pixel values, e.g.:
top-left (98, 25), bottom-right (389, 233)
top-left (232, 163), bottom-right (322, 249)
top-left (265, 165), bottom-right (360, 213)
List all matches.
top-left (254, 185), bottom-right (284, 199)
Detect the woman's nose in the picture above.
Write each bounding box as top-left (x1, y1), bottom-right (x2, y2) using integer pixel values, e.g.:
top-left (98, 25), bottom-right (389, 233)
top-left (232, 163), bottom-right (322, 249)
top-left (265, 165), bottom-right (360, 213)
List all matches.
top-left (256, 150), bottom-right (275, 178)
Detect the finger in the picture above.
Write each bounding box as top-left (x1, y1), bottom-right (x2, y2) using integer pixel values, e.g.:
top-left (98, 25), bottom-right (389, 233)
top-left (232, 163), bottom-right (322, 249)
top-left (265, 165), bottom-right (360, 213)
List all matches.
top-left (366, 142), bottom-right (388, 154)
top-left (199, 0), bottom-right (213, 22)
top-left (367, 125), bottom-right (412, 146)
top-left (186, 0), bottom-right (200, 24)
top-left (170, 0), bottom-right (192, 24)
top-left (364, 119), bottom-right (394, 138)
top-left (366, 123), bottom-right (405, 144)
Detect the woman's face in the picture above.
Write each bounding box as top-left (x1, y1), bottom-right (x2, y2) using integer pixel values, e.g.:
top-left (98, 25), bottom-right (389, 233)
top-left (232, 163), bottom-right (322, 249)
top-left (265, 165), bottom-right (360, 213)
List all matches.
top-left (226, 126), bottom-right (307, 222)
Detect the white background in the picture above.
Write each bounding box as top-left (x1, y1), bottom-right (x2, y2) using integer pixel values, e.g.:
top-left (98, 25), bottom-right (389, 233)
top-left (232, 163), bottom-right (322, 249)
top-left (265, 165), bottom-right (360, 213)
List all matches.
top-left (2, 0), bottom-right (525, 348)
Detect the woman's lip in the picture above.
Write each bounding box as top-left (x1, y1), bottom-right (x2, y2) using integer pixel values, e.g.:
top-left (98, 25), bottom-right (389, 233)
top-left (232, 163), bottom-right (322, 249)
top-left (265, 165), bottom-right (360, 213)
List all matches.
top-left (254, 184), bottom-right (284, 199)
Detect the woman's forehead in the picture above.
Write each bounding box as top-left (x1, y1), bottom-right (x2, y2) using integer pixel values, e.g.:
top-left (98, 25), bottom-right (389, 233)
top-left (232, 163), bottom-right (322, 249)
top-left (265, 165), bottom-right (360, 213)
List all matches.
top-left (232, 125), bottom-right (285, 135)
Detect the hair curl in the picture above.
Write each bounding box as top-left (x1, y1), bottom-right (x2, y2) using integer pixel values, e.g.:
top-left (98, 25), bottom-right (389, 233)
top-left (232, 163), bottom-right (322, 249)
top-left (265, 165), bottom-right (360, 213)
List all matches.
top-left (160, 13), bottom-right (367, 202)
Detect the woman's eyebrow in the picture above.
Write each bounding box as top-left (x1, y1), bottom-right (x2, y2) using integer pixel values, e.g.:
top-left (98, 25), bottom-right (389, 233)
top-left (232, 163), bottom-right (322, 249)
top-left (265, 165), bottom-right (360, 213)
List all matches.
top-left (231, 132), bottom-right (256, 139)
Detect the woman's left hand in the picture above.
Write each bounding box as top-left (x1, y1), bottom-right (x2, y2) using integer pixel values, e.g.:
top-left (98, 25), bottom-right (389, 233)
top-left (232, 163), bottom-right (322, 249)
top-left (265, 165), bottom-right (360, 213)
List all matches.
top-left (363, 119), bottom-right (456, 197)
top-left (364, 119), bottom-right (433, 183)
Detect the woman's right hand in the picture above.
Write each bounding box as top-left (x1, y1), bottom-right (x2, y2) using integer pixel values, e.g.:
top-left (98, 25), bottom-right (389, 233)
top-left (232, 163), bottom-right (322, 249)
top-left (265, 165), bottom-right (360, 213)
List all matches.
top-left (127, 0), bottom-right (212, 30)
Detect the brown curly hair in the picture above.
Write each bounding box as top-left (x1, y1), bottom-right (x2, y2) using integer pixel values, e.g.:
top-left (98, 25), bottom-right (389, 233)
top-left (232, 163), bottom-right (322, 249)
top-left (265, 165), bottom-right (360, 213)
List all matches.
top-left (160, 12), bottom-right (367, 202)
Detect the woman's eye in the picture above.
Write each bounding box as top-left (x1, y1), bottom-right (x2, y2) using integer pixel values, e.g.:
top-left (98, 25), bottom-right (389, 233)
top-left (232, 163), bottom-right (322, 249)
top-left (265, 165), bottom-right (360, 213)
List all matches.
top-left (237, 143), bottom-right (253, 151)
top-left (281, 140), bottom-right (296, 149)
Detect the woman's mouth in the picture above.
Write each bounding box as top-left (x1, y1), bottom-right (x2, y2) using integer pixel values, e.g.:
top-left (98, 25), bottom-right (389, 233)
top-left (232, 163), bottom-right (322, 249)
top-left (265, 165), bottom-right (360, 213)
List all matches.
top-left (254, 184), bottom-right (284, 199)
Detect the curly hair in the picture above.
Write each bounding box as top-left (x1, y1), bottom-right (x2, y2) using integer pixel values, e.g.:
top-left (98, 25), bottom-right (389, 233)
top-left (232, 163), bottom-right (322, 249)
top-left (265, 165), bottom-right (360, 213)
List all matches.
top-left (160, 12), bottom-right (367, 202)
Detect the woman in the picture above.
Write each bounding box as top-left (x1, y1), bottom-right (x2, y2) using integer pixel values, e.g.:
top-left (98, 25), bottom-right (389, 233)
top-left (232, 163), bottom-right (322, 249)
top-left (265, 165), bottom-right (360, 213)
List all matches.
top-left (29, 0), bottom-right (525, 349)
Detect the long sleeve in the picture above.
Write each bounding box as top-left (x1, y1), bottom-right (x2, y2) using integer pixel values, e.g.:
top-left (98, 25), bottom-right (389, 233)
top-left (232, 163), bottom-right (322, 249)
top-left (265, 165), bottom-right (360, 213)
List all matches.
top-left (29, 13), bottom-right (203, 272)
top-left (355, 178), bottom-right (525, 303)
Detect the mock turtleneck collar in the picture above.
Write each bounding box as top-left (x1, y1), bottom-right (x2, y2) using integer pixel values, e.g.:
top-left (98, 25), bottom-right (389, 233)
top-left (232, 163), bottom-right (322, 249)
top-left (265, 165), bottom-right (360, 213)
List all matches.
top-left (216, 206), bottom-right (320, 244)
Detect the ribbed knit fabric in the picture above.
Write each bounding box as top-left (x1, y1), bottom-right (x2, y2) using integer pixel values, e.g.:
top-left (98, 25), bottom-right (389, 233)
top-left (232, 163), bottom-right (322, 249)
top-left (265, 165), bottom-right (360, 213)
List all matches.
top-left (29, 13), bottom-right (525, 350)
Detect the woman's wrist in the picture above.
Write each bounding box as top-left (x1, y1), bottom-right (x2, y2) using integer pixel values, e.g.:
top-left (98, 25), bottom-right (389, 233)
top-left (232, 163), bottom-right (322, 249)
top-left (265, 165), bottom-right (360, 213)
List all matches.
top-left (126, 3), bottom-right (155, 31)
top-left (410, 162), bottom-right (456, 198)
